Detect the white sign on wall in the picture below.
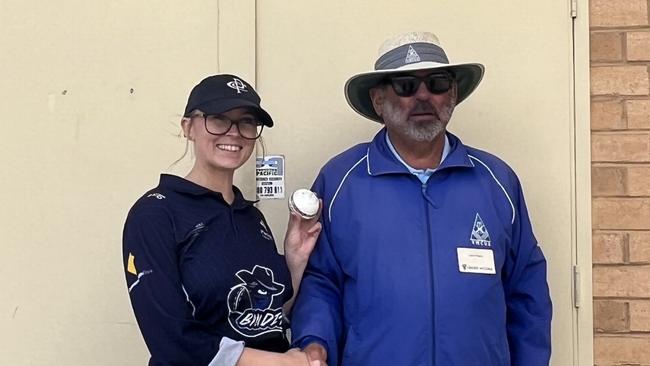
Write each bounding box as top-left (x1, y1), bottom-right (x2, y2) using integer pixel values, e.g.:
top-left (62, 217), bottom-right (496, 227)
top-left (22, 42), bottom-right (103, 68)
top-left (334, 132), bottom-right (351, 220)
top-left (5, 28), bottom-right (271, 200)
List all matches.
top-left (256, 155), bottom-right (285, 199)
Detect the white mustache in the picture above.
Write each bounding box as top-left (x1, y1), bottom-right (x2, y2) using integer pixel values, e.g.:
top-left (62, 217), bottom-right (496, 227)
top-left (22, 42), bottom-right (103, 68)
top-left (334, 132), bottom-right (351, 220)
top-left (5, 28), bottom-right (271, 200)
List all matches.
top-left (410, 102), bottom-right (437, 117)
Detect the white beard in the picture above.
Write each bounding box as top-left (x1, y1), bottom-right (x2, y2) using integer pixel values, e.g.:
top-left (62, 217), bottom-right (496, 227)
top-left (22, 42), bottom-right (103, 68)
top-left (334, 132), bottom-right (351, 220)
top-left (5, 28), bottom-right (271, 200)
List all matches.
top-left (381, 98), bottom-right (455, 142)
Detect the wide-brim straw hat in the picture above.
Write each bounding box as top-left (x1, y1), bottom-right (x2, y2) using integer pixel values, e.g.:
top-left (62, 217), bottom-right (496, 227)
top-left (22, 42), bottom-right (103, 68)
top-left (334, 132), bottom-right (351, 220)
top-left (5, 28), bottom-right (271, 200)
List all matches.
top-left (345, 32), bottom-right (485, 123)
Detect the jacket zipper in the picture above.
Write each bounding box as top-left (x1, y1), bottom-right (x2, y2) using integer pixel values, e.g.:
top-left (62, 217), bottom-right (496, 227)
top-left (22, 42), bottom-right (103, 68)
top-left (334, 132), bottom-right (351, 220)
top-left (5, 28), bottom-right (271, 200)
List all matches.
top-left (422, 182), bottom-right (436, 366)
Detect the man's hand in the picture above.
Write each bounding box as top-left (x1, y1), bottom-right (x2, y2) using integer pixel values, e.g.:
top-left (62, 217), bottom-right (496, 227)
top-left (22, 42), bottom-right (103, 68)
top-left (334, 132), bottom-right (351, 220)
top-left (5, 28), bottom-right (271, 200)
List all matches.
top-left (283, 348), bottom-right (312, 365)
top-left (303, 342), bottom-right (327, 366)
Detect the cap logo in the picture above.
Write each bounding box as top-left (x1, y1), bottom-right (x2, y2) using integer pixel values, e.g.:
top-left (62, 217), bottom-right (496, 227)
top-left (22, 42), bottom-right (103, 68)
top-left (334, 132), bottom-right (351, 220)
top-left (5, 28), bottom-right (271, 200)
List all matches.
top-left (405, 45), bottom-right (421, 64)
top-left (227, 78), bottom-right (248, 94)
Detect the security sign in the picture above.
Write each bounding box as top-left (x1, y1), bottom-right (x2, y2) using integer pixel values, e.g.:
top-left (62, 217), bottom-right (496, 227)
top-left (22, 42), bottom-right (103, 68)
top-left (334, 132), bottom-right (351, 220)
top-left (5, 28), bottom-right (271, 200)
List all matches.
top-left (256, 155), bottom-right (285, 199)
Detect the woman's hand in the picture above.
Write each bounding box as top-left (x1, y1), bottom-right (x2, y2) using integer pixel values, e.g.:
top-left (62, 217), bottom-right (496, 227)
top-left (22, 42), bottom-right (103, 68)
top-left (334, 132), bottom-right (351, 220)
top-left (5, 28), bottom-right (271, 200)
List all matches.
top-left (282, 200), bottom-right (322, 314)
top-left (238, 347), bottom-right (325, 366)
top-left (283, 199), bottom-right (322, 272)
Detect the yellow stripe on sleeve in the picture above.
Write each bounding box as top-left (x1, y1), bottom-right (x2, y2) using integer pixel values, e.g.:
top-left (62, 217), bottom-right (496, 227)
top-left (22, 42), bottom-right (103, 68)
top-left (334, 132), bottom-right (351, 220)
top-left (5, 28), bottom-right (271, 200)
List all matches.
top-left (127, 253), bottom-right (137, 275)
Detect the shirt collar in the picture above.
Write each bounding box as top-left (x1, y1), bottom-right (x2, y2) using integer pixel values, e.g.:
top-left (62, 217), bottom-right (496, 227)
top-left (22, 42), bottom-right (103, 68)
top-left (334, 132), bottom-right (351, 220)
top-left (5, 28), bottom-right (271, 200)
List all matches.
top-left (367, 128), bottom-right (474, 176)
top-left (158, 174), bottom-right (257, 208)
top-left (385, 132), bottom-right (451, 175)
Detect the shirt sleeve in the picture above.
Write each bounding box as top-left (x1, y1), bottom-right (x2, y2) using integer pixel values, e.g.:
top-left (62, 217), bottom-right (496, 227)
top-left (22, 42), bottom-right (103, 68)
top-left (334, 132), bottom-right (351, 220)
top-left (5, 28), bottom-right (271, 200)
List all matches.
top-left (289, 174), bottom-right (345, 365)
top-left (211, 338), bottom-right (245, 366)
top-left (123, 208), bottom-right (237, 365)
top-left (503, 182), bottom-right (553, 366)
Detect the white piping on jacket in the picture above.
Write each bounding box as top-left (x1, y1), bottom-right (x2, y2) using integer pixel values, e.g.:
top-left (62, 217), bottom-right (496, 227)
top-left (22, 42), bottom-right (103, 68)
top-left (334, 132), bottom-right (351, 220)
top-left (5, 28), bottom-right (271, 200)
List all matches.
top-left (329, 154), bottom-right (368, 222)
top-left (182, 285), bottom-right (197, 318)
top-left (128, 270), bottom-right (153, 293)
top-left (468, 155), bottom-right (516, 224)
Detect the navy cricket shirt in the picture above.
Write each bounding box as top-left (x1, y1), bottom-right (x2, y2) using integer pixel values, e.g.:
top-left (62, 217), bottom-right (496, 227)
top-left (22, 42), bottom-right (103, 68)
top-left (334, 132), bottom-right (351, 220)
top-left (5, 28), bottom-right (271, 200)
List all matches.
top-left (123, 174), bottom-right (292, 365)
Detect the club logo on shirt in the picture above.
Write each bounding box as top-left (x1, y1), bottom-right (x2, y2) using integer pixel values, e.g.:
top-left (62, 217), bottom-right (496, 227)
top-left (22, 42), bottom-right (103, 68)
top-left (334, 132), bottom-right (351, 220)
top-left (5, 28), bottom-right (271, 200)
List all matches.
top-left (227, 265), bottom-right (285, 337)
top-left (470, 213), bottom-right (491, 247)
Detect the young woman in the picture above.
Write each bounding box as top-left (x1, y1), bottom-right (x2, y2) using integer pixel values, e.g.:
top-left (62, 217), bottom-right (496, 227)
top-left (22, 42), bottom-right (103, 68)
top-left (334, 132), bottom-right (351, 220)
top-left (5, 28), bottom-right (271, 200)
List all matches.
top-left (122, 74), bottom-right (322, 366)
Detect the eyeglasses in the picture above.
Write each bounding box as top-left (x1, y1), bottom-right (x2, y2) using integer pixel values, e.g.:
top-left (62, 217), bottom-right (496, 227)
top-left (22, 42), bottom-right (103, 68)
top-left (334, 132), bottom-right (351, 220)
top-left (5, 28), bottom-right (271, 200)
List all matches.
top-left (384, 73), bottom-right (453, 97)
top-left (190, 113), bottom-right (264, 140)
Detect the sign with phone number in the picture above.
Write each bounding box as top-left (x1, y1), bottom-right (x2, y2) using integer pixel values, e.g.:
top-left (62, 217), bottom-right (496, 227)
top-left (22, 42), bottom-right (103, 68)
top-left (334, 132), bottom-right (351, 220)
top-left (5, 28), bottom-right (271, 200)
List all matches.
top-left (255, 155), bottom-right (285, 199)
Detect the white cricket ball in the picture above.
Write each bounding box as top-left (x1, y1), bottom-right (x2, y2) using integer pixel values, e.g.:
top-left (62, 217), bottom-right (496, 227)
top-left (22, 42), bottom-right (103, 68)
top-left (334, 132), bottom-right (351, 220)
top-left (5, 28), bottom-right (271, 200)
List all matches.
top-left (288, 189), bottom-right (319, 219)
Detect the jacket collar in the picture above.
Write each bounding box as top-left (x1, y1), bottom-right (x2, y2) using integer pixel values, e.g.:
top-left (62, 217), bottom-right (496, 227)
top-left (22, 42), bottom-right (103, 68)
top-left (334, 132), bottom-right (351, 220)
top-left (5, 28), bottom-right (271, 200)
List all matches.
top-left (158, 174), bottom-right (257, 209)
top-left (367, 128), bottom-right (474, 176)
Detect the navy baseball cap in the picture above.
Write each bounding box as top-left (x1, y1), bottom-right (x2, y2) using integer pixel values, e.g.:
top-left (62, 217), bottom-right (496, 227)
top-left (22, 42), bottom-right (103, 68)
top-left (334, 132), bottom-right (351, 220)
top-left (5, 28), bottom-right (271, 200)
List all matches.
top-left (183, 74), bottom-right (274, 127)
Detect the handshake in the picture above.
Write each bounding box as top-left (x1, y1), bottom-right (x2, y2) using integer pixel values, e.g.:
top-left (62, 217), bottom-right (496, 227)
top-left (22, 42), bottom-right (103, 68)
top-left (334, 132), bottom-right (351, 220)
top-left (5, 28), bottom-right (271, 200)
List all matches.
top-left (289, 342), bottom-right (327, 366)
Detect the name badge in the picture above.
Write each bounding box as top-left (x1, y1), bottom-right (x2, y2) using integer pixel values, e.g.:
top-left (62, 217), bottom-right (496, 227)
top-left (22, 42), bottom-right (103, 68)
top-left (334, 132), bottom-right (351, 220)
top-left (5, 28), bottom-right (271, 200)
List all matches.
top-left (457, 248), bottom-right (496, 274)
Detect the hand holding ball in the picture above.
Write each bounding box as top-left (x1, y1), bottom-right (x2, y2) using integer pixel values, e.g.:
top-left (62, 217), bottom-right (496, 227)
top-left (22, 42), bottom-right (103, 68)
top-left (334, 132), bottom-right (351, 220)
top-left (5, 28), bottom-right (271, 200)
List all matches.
top-left (288, 189), bottom-right (319, 219)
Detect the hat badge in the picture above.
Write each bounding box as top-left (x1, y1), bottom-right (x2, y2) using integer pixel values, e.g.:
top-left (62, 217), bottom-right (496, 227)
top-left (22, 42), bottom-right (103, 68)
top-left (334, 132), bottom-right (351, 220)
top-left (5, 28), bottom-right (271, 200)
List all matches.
top-left (404, 45), bottom-right (421, 64)
top-left (227, 77), bottom-right (248, 94)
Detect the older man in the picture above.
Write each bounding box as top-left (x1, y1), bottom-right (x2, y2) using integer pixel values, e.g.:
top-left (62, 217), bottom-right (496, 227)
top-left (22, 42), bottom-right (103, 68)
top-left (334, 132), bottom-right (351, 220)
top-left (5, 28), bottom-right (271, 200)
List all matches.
top-left (290, 32), bottom-right (552, 366)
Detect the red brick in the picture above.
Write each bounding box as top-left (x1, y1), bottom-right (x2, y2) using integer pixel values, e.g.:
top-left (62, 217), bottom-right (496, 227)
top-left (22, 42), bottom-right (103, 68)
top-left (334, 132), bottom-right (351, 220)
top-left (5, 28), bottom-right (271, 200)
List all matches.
top-left (630, 231), bottom-right (650, 263)
top-left (626, 99), bottom-right (650, 129)
top-left (592, 166), bottom-right (626, 196)
top-left (628, 166), bottom-right (650, 196)
top-left (593, 232), bottom-right (626, 263)
top-left (627, 32), bottom-right (650, 61)
top-left (594, 335), bottom-right (650, 364)
top-left (592, 100), bottom-right (625, 130)
top-left (593, 198), bottom-right (650, 230)
top-left (593, 265), bottom-right (650, 297)
top-left (591, 32), bottom-right (623, 62)
top-left (630, 300), bottom-right (650, 331)
top-left (591, 66), bottom-right (650, 96)
top-left (590, 0), bottom-right (649, 27)
top-left (591, 134), bottom-right (650, 162)
top-left (594, 300), bottom-right (628, 332)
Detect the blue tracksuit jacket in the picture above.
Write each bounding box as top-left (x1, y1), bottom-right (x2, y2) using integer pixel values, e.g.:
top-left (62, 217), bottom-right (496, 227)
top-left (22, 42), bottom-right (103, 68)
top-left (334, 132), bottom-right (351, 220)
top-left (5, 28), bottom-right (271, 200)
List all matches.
top-left (291, 128), bottom-right (552, 366)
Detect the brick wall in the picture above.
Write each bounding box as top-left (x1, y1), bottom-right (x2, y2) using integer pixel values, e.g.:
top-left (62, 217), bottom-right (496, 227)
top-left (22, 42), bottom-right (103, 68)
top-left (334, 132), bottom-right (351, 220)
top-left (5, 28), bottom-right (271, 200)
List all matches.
top-left (591, 0), bottom-right (650, 364)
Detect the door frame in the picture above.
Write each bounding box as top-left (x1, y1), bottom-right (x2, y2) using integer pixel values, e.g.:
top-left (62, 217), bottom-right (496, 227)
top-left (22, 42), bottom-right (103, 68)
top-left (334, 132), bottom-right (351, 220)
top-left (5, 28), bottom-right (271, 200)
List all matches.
top-left (573, 1), bottom-right (594, 365)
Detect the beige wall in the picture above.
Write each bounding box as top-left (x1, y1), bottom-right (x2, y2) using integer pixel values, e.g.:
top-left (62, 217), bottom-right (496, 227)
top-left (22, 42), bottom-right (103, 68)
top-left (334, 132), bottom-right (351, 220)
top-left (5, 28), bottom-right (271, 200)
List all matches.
top-left (590, 0), bottom-right (650, 364)
top-left (0, 0), bottom-right (596, 365)
top-left (0, 1), bottom-right (255, 364)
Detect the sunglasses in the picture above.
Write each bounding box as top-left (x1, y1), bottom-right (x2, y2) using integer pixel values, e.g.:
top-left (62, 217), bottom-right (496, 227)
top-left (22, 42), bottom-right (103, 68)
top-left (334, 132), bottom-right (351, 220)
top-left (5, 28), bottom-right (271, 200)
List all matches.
top-left (385, 73), bottom-right (453, 97)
